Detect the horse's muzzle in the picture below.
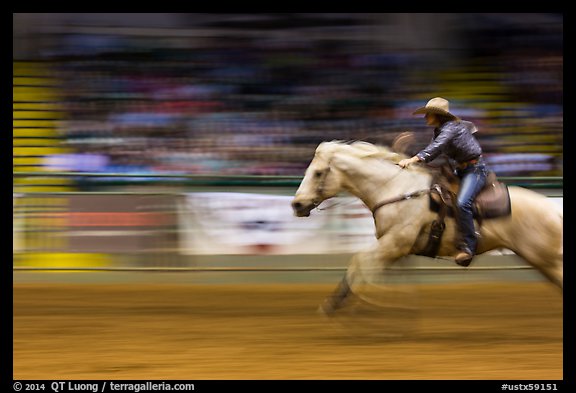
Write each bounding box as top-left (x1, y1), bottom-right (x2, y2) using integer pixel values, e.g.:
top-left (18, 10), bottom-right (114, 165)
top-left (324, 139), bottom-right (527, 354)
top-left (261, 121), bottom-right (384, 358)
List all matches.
top-left (291, 200), bottom-right (312, 217)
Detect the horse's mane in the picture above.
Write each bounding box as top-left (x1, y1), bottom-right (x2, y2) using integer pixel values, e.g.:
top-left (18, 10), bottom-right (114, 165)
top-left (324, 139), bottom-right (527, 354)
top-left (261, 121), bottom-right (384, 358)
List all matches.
top-left (316, 140), bottom-right (428, 173)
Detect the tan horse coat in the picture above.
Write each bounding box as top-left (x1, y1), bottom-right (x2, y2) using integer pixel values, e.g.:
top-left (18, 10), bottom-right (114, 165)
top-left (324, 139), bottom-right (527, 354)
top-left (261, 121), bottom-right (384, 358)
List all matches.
top-left (292, 141), bottom-right (563, 298)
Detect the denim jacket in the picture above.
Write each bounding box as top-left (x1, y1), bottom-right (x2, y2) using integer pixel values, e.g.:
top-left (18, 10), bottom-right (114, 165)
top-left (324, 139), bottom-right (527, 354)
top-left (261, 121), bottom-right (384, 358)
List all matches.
top-left (416, 120), bottom-right (482, 164)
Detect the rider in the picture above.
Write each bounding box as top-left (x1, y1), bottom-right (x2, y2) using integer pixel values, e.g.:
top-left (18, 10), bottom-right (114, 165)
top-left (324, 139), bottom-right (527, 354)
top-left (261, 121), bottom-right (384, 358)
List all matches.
top-left (398, 97), bottom-right (488, 266)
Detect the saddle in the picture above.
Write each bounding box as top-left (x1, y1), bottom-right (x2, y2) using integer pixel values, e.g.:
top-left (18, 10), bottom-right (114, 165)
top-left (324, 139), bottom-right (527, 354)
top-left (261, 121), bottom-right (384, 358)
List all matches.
top-left (432, 165), bottom-right (511, 220)
top-left (417, 164), bottom-right (511, 258)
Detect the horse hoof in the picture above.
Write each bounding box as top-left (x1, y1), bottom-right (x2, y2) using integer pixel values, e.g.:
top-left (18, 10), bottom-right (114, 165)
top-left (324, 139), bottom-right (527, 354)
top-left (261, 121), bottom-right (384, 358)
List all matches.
top-left (317, 300), bottom-right (336, 317)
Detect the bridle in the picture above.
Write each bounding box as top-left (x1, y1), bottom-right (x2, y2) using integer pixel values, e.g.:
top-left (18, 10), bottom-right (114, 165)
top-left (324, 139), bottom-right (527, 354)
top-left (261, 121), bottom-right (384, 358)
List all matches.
top-left (312, 163), bottom-right (331, 209)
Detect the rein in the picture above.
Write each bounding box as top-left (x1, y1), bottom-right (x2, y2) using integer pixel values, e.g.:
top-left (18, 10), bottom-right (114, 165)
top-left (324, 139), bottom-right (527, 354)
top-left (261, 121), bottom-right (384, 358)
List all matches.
top-left (369, 166), bottom-right (447, 216)
top-left (315, 198), bottom-right (358, 211)
top-left (370, 188), bottom-right (431, 216)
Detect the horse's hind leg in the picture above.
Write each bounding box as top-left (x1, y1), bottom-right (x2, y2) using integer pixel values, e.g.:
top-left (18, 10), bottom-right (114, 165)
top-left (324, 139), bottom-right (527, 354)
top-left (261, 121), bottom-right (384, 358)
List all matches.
top-left (515, 249), bottom-right (563, 293)
top-left (535, 256), bottom-right (563, 292)
top-left (505, 191), bottom-right (563, 292)
top-left (513, 224), bottom-right (563, 292)
top-left (552, 263), bottom-right (563, 292)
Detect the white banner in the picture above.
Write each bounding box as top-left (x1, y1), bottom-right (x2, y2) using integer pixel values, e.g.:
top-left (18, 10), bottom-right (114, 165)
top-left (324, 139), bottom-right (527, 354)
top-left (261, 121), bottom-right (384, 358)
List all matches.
top-left (549, 197), bottom-right (563, 212)
top-left (177, 192), bottom-right (563, 256)
top-left (178, 192), bottom-right (377, 255)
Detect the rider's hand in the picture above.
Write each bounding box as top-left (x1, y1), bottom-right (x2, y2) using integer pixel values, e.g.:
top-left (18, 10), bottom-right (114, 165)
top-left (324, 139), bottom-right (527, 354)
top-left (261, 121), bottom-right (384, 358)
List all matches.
top-left (398, 156), bottom-right (420, 168)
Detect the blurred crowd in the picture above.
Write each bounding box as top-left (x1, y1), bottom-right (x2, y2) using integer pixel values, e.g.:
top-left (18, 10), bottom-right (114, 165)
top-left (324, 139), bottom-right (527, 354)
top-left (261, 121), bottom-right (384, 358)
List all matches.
top-left (40, 14), bottom-right (562, 177)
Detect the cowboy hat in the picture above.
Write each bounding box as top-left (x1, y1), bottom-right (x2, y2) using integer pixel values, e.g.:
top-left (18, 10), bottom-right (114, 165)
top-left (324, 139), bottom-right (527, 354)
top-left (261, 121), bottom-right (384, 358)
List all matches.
top-left (412, 97), bottom-right (459, 119)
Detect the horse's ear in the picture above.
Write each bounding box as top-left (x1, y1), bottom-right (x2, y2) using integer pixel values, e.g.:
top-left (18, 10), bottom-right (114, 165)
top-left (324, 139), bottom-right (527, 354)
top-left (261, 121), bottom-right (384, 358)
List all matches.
top-left (392, 131), bottom-right (416, 156)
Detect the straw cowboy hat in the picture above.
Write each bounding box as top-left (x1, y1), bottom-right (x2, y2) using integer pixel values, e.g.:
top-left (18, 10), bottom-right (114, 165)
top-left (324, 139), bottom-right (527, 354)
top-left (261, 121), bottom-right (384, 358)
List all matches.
top-left (413, 97), bottom-right (459, 120)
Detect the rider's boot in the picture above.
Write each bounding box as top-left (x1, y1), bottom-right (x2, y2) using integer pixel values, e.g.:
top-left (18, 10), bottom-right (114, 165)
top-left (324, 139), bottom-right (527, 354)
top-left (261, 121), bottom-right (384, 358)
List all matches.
top-left (454, 245), bottom-right (474, 267)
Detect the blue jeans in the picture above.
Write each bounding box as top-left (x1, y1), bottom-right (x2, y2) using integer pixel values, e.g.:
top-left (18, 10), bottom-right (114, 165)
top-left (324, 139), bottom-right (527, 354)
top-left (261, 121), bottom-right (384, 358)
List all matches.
top-left (455, 160), bottom-right (487, 253)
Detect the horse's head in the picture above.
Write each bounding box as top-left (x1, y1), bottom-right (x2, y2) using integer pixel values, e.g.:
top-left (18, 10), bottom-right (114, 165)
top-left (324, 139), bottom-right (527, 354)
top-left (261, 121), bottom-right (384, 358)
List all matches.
top-left (291, 142), bottom-right (344, 217)
top-left (291, 140), bottom-right (420, 217)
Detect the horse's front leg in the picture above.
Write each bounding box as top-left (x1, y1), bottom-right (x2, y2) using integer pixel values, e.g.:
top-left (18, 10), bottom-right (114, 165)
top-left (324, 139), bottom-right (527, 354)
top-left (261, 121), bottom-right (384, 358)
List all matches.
top-left (319, 234), bottom-right (413, 315)
top-left (318, 274), bottom-right (353, 315)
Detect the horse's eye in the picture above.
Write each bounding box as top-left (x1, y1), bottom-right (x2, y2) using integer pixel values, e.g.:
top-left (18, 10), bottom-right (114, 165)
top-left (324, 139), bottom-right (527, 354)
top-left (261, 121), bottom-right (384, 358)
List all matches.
top-left (314, 170), bottom-right (323, 178)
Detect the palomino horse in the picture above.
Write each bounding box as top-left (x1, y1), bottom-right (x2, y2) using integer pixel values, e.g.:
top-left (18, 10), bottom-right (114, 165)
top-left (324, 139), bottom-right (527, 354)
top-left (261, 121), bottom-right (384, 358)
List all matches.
top-left (291, 141), bottom-right (563, 315)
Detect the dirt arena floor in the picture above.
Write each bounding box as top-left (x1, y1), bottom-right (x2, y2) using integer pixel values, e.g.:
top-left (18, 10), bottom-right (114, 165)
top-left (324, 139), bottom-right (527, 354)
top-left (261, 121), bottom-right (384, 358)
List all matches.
top-left (13, 281), bottom-right (563, 380)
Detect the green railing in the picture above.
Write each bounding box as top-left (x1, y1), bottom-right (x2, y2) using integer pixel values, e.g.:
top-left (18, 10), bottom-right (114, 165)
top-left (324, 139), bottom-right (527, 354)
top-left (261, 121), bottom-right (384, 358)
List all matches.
top-left (12, 172), bottom-right (564, 189)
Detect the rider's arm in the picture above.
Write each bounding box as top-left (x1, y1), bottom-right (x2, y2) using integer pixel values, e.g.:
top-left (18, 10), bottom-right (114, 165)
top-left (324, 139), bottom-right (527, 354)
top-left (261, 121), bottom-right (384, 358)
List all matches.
top-left (415, 125), bottom-right (457, 163)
